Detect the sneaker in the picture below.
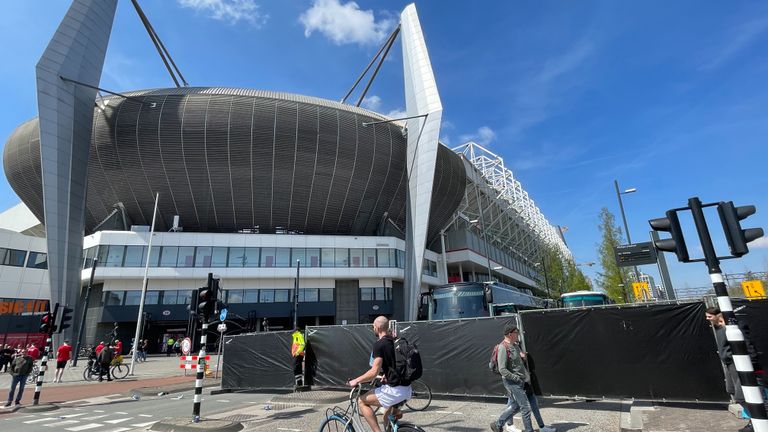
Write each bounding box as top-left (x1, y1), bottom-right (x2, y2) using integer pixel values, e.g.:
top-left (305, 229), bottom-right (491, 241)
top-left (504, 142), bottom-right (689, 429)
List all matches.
top-left (490, 422), bottom-right (502, 432)
top-left (738, 423), bottom-right (754, 432)
top-left (14, 402), bottom-right (20, 406)
top-left (3, 402), bottom-right (10, 408)
top-left (503, 424), bottom-right (522, 432)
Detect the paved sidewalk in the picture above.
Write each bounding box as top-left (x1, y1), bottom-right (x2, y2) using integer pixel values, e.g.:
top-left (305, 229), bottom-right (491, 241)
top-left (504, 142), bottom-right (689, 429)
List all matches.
top-left (640, 402), bottom-right (749, 431)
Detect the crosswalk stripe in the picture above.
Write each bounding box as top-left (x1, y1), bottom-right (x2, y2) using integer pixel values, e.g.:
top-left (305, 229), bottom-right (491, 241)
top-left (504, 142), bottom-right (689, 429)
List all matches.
top-left (24, 418), bottom-right (59, 424)
top-left (104, 418), bottom-right (131, 424)
top-left (131, 421), bottom-right (157, 427)
top-left (82, 415), bottom-right (109, 420)
top-left (65, 423), bottom-right (103, 431)
top-left (59, 413), bottom-right (86, 418)
top-left (106, 428), bottom-right (132, 432)
top-left (114, 412), bottom-right (128, 415)
top-left (138, 414), bottom-right (153, 417)
top-left (44, 420), bottom-right (81, 427)
top-left (93, 410), bottom-right (105, 413)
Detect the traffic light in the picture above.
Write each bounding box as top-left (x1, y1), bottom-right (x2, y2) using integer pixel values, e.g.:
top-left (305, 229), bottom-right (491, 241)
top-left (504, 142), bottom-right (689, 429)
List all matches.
top-left (39, 313), bottom-right (53, 334)
top-left (198, 287), bottom-right (215, 321)
top-left (717, 201), bottom-right (764, 257)
top-left (649, 210), bottom-right (690, 262)
top-left (188, 288), bottom-right (201, 315)
top-left (57, 306), bottom-right (74, 333)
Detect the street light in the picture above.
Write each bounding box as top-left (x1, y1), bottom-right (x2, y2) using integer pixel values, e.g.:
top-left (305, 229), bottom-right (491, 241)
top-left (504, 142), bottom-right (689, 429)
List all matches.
top-left (614, 180), bottom-right (640, 288)
top-left (467, 218), bottom-right (494, 282)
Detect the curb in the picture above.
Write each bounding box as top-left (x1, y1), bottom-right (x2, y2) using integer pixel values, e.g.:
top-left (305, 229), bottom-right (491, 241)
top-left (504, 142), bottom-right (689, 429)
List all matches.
top-left (19, 403), bottom-right (60, 413)
top-left (620, 400), bottom-right (655, 432)
top-left (131, 380), bottom-right (222, 397)
top-left (150, 418), bottom-right (243, 432)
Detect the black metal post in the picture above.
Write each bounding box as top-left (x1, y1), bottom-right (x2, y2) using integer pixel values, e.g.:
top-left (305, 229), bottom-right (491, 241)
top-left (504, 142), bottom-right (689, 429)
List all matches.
top-left (688, 197), bottom-right (767, 428)
top-left (72, 258), bottom-right (98, 367)
top-left (192, 322), bottom-right (208, 422)
top-left (293, 259), bottom-right (301, 329)
top-left (33, 303), bottom-right (58, 406)
top-left (650, 231), bottom-right (675, 299)
top-left (614, 180), bottom-right (640, 284)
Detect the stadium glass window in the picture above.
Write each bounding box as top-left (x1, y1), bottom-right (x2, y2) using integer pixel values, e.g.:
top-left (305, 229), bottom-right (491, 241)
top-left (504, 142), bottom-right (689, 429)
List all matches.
top-left (396, 250), bottom-right (405, 269)
top-left (97, 246), bottom-right (109, 267)
top-left (227, 290), bottom-right (244, 304)
top-left (243, 290), bottom-right (259, 303)
top-left (144, 291), bottom-right (159, 305)
top-left (321, 249), bottom-right (335, 267)
top-left (360, 287), bottom-right (374, 301)
top-left (275, 248), bottom-right (291, 267)
top-left (105, 245), bottom-right (125, 267)
top-left (124, 291), bottom-right (141, 305)
top-left (160, 247), bottom-right (178, 267)
top-left (161, 290), bottom-right (179, 305)
top-left (228, 247), bottom-right (246, 267)
top-left (2, 248), bottom-right (25, 267)
top-left (243, 247), bottom-right (260, 268)
top-left (195, 247), bottom-right (213, 267)
top-left (377, 249), bottom-right (392, 267)
top-left (299, 288), bottom-right (319, 302)
top-left (292, 249), bottom-right (305, 266)
top-left (319, 288), bottom-right (334, 302)
top-left (274, 290), bottom-right (290, 302)
top-left (123, 246), bottom-right (144, 267)
top-left (83, 247), bottom-right (97, 269)
top-left (211, 247), bottom-right (228, 267)
top-left (335, 249), bottom-right (349, 267)
top-left (103, 291), bottom-right (124, 306)
top-left (27, 252), bottom-right (47, 269)
top-left (261, 248), bottom-right (276, 267)
top-left (180, 291), bottom-right (192, 306)
top-left (306, 249), bottom-right (320, 267)
top-left (349, 249), bottom-right (363, 267)
top-left (259, 289), bottom-right (275, 303)
top-left (177, 247), bottom-right (195, 267)
top-left (363, 249), bottom-right (376, 267)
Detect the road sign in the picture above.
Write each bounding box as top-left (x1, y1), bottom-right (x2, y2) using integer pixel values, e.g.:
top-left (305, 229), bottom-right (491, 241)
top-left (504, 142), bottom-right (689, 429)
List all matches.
top-left (741, 280), bottom-right (766, 299)
top-left (632, 282), bottom-right (651, 301)
top-left (217, 323), bottom-right (227, 332)
top-left (220, 308), bottom-right (228, 322)
top-left (615, 242), bottom-right (658, 267)
top-left (181, 337), bottom-right (192, 355)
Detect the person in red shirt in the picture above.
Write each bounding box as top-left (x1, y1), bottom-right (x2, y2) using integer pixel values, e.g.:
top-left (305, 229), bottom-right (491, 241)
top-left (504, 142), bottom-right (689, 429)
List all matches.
top-left (26, 344), bottom-right (39, 361)
top-left (53, 340), bottom-right (72, 383)
top-left (95, 342), bottom-right (105, 355)
top-left (114, 340), bottom-right (123, 356)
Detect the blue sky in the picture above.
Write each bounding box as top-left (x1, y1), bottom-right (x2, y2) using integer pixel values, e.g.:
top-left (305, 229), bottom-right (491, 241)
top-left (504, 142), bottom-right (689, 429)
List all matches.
top-left (1, 0), bottom-right (767, 293)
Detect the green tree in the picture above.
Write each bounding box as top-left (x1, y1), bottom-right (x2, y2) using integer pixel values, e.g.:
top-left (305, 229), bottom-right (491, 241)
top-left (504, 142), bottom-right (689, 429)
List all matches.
top-left (596, 207), bottom-right (631, 303)
top-left (539, 245), bottom-right (566, 298)
top-left (564, 261), bottom-right (591, 292)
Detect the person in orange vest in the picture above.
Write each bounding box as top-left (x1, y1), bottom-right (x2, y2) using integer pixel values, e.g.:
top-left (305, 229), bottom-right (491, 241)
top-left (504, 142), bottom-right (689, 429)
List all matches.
top-left (291, 327), bottom-right (306, 388)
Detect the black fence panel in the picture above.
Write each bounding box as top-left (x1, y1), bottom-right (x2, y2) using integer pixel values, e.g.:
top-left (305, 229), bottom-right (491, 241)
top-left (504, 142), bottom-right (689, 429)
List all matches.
top-left (733, 298), bottom-right (768, 370)
top-left (221, 330), bottom-right (294, 390)
top-left (307, 324), bottom-right (374, 388)
top-left (520, 302), bottom-right (728, 401)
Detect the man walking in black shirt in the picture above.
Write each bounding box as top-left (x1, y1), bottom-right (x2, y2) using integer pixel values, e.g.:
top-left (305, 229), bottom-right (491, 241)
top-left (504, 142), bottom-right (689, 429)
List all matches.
top-left (348, 316), bottom-right (412, 432)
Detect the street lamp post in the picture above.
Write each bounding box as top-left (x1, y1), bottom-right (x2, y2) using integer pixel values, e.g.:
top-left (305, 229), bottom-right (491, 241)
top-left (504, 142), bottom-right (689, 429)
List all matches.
top-left (469, 218), bottom-right (494, 283)
top-left (535, 261), bottom-right (550, 299)
top-left (614, 180), bottom-right (641, 289)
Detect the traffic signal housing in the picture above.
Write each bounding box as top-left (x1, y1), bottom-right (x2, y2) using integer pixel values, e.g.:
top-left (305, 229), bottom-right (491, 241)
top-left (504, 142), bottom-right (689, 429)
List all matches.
top-left (198, 287), bottom-right (215, 322)
top-left (649, 210), bottom-right (690, 262)
top-left (57, 306), bottom-right (74, 333)
top-left (39, 313), bottom-right (53, 334)
top-left (718, 201), bottom-right (764, 257)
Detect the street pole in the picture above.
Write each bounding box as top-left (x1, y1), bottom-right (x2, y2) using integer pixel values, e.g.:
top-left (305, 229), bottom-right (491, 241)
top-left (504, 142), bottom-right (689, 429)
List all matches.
top-left (293, 259), bottom-right (301, 329)
top-left (214, 327), bottom-right (224, 379)
top-left (129, 192), bottom-right (159, 376)
top-left (72, 258), bottom-right (98, 367)
top-left (473, 184), bottom-right (494, 282)
top-left (650, 230), bottom-right (675, 300)
top-left (688, 197), bottom-right (767, 430)
top-left (614, 180), bottom-right (640, 293)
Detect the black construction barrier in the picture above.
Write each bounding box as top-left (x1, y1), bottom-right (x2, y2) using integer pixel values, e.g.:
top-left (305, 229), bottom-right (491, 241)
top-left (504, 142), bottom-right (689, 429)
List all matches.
top-left (733, 298), bottom-right (768, 371)
top-left (520, 301), bottom-right (728, 401)
top-left (221, 330), bottom-right (295, 390)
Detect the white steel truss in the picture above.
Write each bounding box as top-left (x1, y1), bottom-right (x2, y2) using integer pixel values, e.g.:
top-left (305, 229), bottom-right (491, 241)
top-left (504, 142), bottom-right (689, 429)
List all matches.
top-left (452, 141), bottom-right (572, 262)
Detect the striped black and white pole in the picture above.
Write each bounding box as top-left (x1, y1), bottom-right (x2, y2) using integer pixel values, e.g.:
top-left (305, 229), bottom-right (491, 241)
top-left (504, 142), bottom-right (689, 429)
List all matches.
top-left (192, 322), bottom-right (208, 423)
top-left (712, 273), bottom-right (767, 430)
top-left (33, 336), bottom-right (52, 406)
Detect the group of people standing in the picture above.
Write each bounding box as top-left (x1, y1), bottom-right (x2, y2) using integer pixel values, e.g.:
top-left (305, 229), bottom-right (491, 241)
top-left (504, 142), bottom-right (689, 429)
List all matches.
top-left (89, 339), bottom-right (123, 382)
top-left (1, 340), bottom-right (72, 408)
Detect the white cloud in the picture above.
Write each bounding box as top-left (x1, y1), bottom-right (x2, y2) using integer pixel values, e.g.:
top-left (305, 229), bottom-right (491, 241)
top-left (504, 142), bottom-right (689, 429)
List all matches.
top-left (299, 0), bottom-right (394, 46)
top-left (385, 108), bottom-right (407, 119)
top-left (752, 236), bottom-right (768, 249)
top-left (361, 95), bottom-right (382, 111)
top-left (459, 126), bottom-right (496, 146)
top-left (699, 17), bottom-right (768, 70)
top-left (177, 0), bottom-right (267, 26)
top-left (440, 134), bottom-right (451, 145)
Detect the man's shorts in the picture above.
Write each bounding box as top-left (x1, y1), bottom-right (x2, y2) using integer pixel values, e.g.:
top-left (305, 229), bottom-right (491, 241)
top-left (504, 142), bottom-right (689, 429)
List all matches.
top-left (56, 360), bottom-right (67, 369)
top-left (374, 384), bottom-right (412, 408)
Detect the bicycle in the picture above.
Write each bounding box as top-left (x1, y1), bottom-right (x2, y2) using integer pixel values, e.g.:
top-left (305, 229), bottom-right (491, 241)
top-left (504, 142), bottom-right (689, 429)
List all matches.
top-left (82, 355), bottom-right (129, 381)
top-left (404, 380), bottom-right (432, 412)
top-left (26, 364), bottom-right (40, 384)
top-left (318, 384), bottom-right (425, 432)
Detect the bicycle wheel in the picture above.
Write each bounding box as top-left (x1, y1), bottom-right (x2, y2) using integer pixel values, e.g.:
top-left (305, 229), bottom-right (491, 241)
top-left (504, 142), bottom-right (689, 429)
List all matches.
top-left (396, 424), bottom-right (426, 432)
top-left (26, 373), bottom-right (38, 384)
top-left (111, 364), bottom-right (129, 379)
top-left (317, 415), bottom-right (353, 432)
top-left (405, 380), bottom-right (432, 411)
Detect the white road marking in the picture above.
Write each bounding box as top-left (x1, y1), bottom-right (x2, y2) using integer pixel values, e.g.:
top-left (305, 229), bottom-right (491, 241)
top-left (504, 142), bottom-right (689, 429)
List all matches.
top-left (138, 414), bottom-right (153, 417)
top-left (93, 410), bottom-right (105, 413)
top-left (24, 418), bottom-right (60, 424)
top-left (82, 415), bottom-right (109, 420)
top-left (276, 429), bottom-right (302, 432)
top-left (59, 413), bottom-right (86, 418)
top-left (104, 418), bottom-right (131, 424)
top-left (66, 423), bottom-right (104, 431)
top-left (113, 412), bottom-right (128, 415)
top-left (44, 420), bottom-right (81, 427)
top-left (106, 428), bottom-right (132, 432)
top-left (216, 399), bottom-right (230, 403)
top-left (435, 411), bottom-right (464, 415)
top-left (131, 421), bottom-right (157, 427)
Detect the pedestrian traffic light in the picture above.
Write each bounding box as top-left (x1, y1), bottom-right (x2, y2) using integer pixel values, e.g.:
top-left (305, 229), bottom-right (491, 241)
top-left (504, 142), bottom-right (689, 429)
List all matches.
top-left (39, 312), bottom-right (53, 334)
top-left (57, 306), bottom-right (74, 333)
top-left (717, 201), bottom-right (764, 257)
top-left (188, 288), bottom-right (201, 315)
top-left (649, 210), bottom-right (690, 262)
top-left (198, 287), bottom-right (215, 321)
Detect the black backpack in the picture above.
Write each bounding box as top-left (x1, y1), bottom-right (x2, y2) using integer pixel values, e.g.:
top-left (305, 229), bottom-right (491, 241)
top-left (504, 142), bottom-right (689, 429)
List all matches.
top-left (394, 337), bottom-right (423, 385)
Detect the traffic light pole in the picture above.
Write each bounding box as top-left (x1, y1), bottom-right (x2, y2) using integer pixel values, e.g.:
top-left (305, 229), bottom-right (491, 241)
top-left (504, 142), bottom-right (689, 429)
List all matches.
top-left (33, 335), bottom-right (52, 406)
top-left (689, 197), bottom-right (767, 430)
top-left (293, 259), bottom-right (301, 329)
top-left (193, 321), bottom-right (209, 422)
top-left (130, 192), bottom-right (158, 376)
top-left (73, 258), bottom-right (98, 367)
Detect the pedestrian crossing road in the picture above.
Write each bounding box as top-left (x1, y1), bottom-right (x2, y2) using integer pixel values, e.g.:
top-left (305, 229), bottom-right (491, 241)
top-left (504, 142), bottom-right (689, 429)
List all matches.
top-left (8, 407), bottom-right (158, 432)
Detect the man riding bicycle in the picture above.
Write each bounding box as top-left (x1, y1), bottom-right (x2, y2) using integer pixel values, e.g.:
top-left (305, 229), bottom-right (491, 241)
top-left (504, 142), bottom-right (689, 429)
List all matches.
top-left (347, 316), bottom-right (412, 432)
